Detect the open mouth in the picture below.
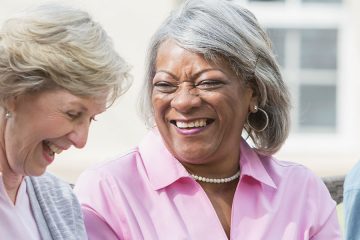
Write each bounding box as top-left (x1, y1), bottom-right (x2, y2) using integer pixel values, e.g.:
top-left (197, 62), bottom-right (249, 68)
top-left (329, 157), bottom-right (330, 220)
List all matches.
top-left (43, 140), bottom-right (63, 156)
top-left (170, 118), bottom-right (214, 129)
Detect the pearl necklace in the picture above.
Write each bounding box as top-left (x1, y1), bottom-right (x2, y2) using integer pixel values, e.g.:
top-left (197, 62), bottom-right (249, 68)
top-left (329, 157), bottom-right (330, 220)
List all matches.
top-left (190, 170), bottom-right (240, 184)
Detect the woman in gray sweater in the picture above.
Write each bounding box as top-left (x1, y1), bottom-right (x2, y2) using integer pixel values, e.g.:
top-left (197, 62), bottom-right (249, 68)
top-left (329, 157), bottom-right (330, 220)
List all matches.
top-left (0, 3), bottom-right (130, 239)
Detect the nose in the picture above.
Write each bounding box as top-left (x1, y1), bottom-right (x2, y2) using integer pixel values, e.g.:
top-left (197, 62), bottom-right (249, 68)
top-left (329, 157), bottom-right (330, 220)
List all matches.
top-left (67, 122), bottom-right (90, 149)
top-left (170, 83), bottom-right (201, 113)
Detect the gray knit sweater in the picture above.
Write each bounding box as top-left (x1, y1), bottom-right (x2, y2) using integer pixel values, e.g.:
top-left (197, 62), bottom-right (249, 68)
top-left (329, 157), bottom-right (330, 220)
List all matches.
top-left (25, 173), bottom-right (87, 240)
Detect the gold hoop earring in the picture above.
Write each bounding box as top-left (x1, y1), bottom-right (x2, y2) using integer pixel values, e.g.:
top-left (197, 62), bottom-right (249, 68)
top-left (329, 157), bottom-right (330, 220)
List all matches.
top-left (246, 106), bottom-right (269, 132)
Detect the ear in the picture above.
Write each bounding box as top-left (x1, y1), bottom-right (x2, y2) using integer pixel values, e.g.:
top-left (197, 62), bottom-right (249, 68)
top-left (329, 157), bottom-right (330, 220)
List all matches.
top-left (247, 88), bottom-right (258, 113)
top-left (4, 96), bottom-right (17, 113)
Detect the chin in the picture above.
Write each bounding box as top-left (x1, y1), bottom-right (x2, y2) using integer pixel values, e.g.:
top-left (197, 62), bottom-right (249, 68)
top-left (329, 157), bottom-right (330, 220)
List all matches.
top-left (175, 152), bottom-right (208, 164)
top-left (176, 147), bottom-right (212, 161)
top-left (26, 168), bottom-right (47, 177)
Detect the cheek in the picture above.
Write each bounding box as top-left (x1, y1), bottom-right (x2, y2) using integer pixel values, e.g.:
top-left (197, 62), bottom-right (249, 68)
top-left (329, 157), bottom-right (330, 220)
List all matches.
top-left (219, 94), bottom-right (249, 121)
top-left (152, 94), bottom-right (171, 117)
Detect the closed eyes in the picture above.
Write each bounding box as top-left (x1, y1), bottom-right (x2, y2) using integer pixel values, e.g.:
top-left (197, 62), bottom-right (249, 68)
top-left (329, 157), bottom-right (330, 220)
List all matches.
top-left (153, 79), bottom-right (225, 93)
top-left (66, 111), bottom-right (97, 122)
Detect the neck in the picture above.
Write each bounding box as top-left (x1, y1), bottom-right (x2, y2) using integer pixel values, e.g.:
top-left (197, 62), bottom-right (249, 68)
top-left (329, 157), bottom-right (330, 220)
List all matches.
top-left (182, 156), bottom-right (240, 180)
top-left (190, 169), bottom-right (240, 184)
top-left (183, 144), bottom-right (241, 176)
top-left (0, 116), bottom-right (23, 203)
top-left (1, 171), bottom-right (23, 203)
top-left (0, 152), bottom-right (24, 203)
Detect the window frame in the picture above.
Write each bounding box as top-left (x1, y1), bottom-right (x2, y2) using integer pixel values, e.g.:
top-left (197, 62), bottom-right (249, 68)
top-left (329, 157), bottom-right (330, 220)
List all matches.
top-left (268, 27), bottom-right (338, 132)
top-left (236, 0), bottom-right (358, 156)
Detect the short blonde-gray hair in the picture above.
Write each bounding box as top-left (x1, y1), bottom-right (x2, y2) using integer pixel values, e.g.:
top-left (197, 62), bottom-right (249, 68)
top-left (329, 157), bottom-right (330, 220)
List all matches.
top-left (0, 3), bottom-right (131, 105)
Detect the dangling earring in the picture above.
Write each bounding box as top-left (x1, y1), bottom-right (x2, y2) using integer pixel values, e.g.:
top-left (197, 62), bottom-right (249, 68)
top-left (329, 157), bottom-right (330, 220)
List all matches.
top-left (5, 111), bottom-right (12, 119)
top-left (246, 105), bottom-right (269, 132)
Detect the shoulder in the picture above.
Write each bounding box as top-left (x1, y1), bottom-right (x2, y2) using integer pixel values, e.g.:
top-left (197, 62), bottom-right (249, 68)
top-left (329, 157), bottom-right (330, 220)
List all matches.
top-left (263, 155), bottom-right (315, 180)
top-left (344, 160), bottom-right (360, 192)
top-left (243, 140), bottom-right (314, 184)
top-left (74, 148), bottom-right (147, 216)
top-left (264, 156), bottom-right (329, 196)
top-left (75, 148), bottom-right (142, 192)
top-left (263, 157), bottom-right (336, 221)
top-left (27, 173), bottom-right (87, 239)
top-left (31, 171), bottom-right (69, 186)
top-left (27, 172), bottom-right (81, 213)
top-left (28, 172), bottom-right (73, 198)
top-left (82, 148), bottom-right (141, 179)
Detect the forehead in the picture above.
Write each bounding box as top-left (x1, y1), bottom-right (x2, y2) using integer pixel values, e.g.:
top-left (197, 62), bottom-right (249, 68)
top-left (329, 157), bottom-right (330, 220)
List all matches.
top-left (155, 40), bottom-right (237, 79)
top-left (156, 40), bottom-right (209, 68)
top-left (72, 92), bottom-right (109, 113)
top-left (31, 89), bottom-right (108, 112)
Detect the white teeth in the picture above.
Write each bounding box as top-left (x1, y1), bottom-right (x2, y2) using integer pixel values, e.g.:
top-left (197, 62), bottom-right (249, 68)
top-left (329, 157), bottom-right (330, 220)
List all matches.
top-left (176, 119), bottom-right (207, 129)
top-left (45, 141), bottom-right (63, 154)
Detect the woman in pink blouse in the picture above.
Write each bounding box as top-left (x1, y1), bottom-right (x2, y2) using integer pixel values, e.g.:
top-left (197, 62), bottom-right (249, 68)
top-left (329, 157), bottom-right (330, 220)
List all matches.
top-left (75, 0), bottom-right (341, 239)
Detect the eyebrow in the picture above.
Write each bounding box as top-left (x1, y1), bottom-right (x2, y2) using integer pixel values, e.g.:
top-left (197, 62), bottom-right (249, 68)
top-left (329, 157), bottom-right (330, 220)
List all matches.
top-left (155, 68), bottom-right (225, 81)
top-left (68, 101), bottom-right (88, 112)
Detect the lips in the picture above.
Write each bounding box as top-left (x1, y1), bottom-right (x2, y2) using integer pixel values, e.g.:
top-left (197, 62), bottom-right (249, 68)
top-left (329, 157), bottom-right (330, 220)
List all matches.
top-left (43, 140), bottom-right (63, 156)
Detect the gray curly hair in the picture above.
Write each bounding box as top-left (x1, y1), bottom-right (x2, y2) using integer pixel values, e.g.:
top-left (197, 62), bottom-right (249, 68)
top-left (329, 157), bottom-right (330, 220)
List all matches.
top-left (0, 3), bottom-right (131, 106)
top-left (139, 0), bottom-right (290, 155)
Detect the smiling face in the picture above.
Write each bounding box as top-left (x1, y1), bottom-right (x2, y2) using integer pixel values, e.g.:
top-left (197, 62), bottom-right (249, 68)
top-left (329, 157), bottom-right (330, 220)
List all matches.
top-left (152, 40), bottom-right (256, 168)
top-left (2, 88), bottom-right (107, 176)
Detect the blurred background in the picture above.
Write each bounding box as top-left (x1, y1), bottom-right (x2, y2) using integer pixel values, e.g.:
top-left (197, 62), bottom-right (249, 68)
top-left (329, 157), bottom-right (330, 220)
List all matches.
top-left (0, 0), bottom-right (359, 183)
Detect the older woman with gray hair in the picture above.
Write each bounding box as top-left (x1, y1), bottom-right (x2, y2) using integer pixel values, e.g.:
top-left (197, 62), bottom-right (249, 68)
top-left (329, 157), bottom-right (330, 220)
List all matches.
top-left (0, 3), bottom-right (130, 240)
top-left (75, 0), bottom-right (340, 239)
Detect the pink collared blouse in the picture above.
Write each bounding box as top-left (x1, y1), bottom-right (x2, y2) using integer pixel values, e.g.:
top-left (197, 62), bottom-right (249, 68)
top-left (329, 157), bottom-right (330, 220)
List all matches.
top-left (74, 129), bottom-right (341, 240)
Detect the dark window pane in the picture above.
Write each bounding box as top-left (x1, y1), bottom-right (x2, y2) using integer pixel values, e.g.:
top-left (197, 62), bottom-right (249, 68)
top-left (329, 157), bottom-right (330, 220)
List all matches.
top-left (299, 85), bottom-right (336, 128)
top-left (300, 29), bottom-right (337, 69)
top-left (303, 0), bottom-right (341, 3)
top-left (267, 28), bottom-right (286, 67)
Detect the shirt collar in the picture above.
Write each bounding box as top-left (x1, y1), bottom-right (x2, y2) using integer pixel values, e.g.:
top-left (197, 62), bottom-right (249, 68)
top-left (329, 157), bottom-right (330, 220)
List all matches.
top-left (139, 129), bottom-right (190, 190)
top-left (239, 139), bottom-right (277, 189)
top-left (139, 129), bottom-right (277, 190)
